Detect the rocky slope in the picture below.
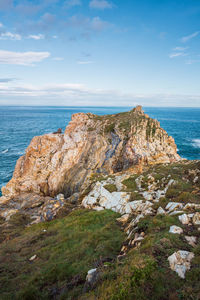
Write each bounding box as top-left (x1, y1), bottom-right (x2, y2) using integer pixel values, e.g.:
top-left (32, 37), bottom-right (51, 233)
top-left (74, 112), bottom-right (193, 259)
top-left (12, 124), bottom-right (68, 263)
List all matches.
top-left (1, 106), bottom-right (180, 203)
top-left (0, 160), bottom-right (199, 299)
top-left (0, 106), bottom-right (199, 299)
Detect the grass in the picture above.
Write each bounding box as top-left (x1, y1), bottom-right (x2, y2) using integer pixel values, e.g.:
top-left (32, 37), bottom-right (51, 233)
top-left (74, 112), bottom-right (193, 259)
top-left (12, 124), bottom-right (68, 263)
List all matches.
top-left (82, 214), bottom-right (200, 300)
top-left (122, 177), bottom-right (138, 191)
top-left (104, 184), bottom-right (118, 193)
top-left (0, 209), bottom-right (125, 300)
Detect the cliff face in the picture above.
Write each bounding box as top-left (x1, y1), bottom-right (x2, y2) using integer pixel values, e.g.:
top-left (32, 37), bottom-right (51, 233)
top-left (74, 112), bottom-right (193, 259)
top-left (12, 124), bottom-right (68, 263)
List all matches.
top-left (1, 106), bottom-right (180, 199)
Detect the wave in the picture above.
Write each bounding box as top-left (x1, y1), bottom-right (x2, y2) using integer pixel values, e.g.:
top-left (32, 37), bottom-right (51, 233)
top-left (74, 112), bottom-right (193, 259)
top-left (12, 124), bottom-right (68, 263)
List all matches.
top-left (192, 139), bottom-right (200, 148)
top-left (2, 149), bottom-right (8, 154)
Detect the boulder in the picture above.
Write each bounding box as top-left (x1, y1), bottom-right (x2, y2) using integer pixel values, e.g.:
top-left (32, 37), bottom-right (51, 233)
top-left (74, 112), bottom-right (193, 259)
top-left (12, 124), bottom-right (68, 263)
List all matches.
top-left (185, 236), bottom-right (197, 247)
top-left (168, 250), bottom-right (194, 279)
top-left (192, 212), bottom-right (200, 225)
top-left (178, 214), bottom-right (190, 225)
top-left (169, 225), bottom-right (183, 234)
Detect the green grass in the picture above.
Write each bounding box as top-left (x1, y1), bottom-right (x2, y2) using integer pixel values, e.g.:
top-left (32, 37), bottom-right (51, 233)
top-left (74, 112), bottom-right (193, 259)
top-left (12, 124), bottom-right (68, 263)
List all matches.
top-left (122, 177), bottom-right (137, 191)
top-left (82, 214), bottom-right (200, 300)
top-left (104, 184), bottom-right (118, 193)
top-left (0, 209), bottom-right (125, 300)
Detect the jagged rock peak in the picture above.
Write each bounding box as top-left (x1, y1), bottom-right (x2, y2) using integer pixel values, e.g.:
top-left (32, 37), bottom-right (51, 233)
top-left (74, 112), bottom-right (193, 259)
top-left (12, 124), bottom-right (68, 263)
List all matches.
top-left (1, 106), bottom-right (181, 200)
top-left (132, 105), bottom-right (144, 114)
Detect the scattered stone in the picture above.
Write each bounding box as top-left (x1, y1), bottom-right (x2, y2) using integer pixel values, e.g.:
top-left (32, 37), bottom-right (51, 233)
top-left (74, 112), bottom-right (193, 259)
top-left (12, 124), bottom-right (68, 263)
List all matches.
top-left (1, 209), bottom-right (18, 221)
top-left (117, 214), bottom-right (130, 223)
top-left (56, 194), bottom-right (65, 201)
top-left (178, 214), bottom-right (190, 225)
top-left (168, 250), bottom-right (194, 279)
top-left (192, 212), bottom-right (200, 225)
top-left (86, 269), bottom-right (98, 284)
top-left (165, 202), bottom-right (183, 213)
top-left (169, 210), bottom-right (184, 216)
top-left (157, 206), bottom-right (166, 215)
top-left (185, 236), bottom-right (197, 247)
top-left (169, 225), bottom-right (183, 234)
top-left (184, 203), bottom-right (200, 210)
top-left (29, 254), bottom-right (37, 261)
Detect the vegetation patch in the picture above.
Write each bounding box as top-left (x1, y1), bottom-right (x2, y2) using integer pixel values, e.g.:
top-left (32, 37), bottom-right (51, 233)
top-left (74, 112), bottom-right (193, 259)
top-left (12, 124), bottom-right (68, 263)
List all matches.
top-left (104, 184), bottom-right (118, 193)
top-left (122, 177), bottom-right (137, 191)
top-left (0, 209), bottom-right (125, 300)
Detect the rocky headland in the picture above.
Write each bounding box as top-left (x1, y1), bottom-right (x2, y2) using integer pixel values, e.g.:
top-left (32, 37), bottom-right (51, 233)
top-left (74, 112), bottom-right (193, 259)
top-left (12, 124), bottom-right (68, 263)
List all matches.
top-left (0, 106), bottom-right (199, 300)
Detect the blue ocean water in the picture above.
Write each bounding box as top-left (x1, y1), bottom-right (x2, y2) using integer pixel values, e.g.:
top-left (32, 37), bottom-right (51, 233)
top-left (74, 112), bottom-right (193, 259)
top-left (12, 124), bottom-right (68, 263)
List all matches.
top-left (0, 106), bottom-right (200, 194)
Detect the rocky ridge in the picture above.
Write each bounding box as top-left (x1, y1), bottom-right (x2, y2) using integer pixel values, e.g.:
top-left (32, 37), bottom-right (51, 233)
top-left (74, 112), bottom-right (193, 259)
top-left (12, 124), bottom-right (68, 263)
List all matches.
top-left (1, 106), bottom-right (180, 202)
top-left (0, 107), bottom-right (199, 299)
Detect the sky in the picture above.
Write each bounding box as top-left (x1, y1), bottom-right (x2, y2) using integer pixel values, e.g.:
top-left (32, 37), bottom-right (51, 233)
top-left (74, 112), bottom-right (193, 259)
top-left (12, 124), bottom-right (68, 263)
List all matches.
top-left (0, 0), bottom-right (200, 107)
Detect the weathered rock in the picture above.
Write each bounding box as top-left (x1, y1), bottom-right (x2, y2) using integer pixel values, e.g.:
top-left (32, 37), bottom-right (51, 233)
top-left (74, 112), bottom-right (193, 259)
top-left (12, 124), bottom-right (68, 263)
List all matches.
top-left (56, 194), bottom-right (65, 201)
top-left (29, 254), bottom-right (37, 261)
top-left (157, 207), bottom-right (166, 215)
top-left (1, 107), bottom-right (180, 201)
top-left (184, 203), bottom-right (200, 211)
top-left (165, 202), bottom-right (184, 213)
top-left (192, 212), bottom-right (200, 225)
top-left (117, 214), bottom-right (130, 223)
top-left (178, 214), bottom-right (190, 225)
top-left (185, 236), bottom-right (197, 247)
top-left (1, 209), bottom-right (18, 221)
top-left (86, 268), bottom-right (99, 285)
top-left (168, 250), bottom-right (194, 279)
top-left (169, 225), bottom-right (183, 234)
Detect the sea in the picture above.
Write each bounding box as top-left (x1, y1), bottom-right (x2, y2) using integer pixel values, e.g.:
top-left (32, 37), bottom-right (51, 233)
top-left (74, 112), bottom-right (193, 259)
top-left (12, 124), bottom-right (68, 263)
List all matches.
top-left (0, 106), bottom-right (200, 195)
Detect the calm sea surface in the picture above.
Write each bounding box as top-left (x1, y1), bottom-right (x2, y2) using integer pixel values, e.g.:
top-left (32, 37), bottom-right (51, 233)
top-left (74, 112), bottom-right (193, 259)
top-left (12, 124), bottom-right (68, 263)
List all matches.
top-left (0, 106), bottom-right (200, 194)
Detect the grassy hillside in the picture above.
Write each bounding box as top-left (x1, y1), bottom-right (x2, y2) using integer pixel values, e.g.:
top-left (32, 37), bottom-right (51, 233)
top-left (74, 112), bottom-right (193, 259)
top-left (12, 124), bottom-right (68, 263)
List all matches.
top-left (0, 210), bottom-right (124, 300)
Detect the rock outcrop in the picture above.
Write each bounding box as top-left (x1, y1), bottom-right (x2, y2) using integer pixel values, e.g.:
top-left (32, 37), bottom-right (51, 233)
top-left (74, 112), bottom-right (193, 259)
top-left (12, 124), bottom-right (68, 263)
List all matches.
top-left (1, 106), bottom-right (180, 201)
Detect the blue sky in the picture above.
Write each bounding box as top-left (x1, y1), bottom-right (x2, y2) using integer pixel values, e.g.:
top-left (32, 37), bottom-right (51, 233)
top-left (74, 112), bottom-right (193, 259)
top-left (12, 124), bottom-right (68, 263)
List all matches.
top-left (0, 0), bottom-right (200, 106)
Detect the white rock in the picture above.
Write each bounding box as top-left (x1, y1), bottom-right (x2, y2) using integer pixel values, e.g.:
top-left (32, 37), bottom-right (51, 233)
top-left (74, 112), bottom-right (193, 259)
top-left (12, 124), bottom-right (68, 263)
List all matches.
top-left (178, 214), bottom-right (190, 225)
top-left (56, 193), bottom-right (65, 201)
top-left (192, 212), bottom-right (200, 225)
top-left (93, 206), bottom-right (104, 211)
top-left (169, 225), bottom-right (183, 234)
top-left (184, 203), bottom-right (200, 210)
top-left (142, 191), bottom-right (153, 201)
top-left (169, 210), bottom-right (184, 216)
top-left (82, 182), bottom-right (130, 214)
top-left (165, 202), bottom-right (183, 212)
top-left (164, 179), bottom-right (175, 193)
top-left (29, 254), bottom-right (37, 261)
top-left (157, 207), bottom-right (166, 215)
top-left (185, 236), bottom-right (197, 247)
top-left (155, 190), bottom-right (165, 200)
top-left (1, 209), bottom-right (18, 221)
top-left (86, 268), bottom-right (98, 283)
top-left (168, 250), bottom-right (194, 279)
top-left (117, 214), bottom-right (130, 223)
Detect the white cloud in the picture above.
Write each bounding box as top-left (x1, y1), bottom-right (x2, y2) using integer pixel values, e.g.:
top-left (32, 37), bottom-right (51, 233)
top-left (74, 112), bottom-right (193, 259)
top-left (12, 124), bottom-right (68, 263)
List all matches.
top-left (77, 60), bottom-right (94, 64)
top-left (90, 16), bottom-right (111, 31)
top-left (0, 78), bottom-right (15, 83)
top-left (181, 31), bottom-right (199, 43)
top-left (53, 57), bottom-right (64, 61)
top-left (0, 32), bottom-right (21, 40)
top-left (173, 46), bottom-right (188, 51)
top-left (0, 50), bottom-right (50, 66)
top-left (89, 0), bottom-right (113, 9)
top-left (169, 52), bottom-right (187, 58)
top-left (0, 23), bottom-right (3, 28)
top-left (185, 58), bottom-right (200, 65)
top-left (65, 0), bottom-right (82, 8)
top-left (68, 15), bottom-right (112, 32)
top-left (0, 81), bottom-right (200, 107)
top-left (27, 34), bottom-right (45, 40)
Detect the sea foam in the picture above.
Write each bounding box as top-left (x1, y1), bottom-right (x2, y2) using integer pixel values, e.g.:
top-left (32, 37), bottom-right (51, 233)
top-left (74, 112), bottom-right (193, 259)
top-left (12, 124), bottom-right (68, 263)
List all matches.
top-left (2, 149), bottom-right (8, 154)
top-left (192, 139), bottom-right (200, 148)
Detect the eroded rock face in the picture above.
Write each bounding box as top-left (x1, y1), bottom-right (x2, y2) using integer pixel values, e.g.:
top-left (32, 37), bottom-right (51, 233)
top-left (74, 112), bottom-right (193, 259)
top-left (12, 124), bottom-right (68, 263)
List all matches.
top-left (168, 250), bottom-right (194, 279)
top-left (1, 106), bottom-right (180, 200)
